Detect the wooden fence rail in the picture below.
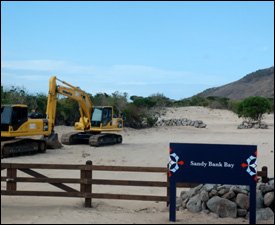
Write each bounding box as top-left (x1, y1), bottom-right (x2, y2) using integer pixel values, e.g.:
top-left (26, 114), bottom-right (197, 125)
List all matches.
top-left (1, 161), bottom-right (269, 208)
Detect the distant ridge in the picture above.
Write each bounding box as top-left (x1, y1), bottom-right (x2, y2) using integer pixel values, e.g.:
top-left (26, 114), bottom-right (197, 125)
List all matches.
top-left (197, 66), bottom-right (274, 100)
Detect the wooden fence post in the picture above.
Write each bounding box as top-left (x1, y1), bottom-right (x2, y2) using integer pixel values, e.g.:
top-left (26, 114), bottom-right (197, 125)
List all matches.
top-left (261, 166), bottom-right (269, 183)
top-left (7, 167), bottom-right (17, 191)
top-left (82, 160), bottom-right (92, 208)
top-left (166, 164), bottom-right (170, 207)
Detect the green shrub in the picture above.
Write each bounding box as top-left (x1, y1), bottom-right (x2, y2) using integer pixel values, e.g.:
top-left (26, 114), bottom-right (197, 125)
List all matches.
top-left (228, 100), bottom-right (241, 114)
top-left (237, 96), bottom-right (272, 123)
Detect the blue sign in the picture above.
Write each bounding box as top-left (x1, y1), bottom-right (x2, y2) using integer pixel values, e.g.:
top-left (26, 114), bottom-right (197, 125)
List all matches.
top-left (169, 143), bottom-right (257, 224)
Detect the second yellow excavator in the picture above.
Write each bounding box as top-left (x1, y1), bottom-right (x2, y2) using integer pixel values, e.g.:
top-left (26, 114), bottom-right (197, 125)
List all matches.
top-left (48, 76), bottom-right (124, 147)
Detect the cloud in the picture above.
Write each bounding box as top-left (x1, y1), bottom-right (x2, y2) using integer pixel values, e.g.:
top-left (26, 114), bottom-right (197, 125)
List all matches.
top-left (1, 60), bottom-right (98, 74)
top-left (1, 59), bottom-right (228, 99)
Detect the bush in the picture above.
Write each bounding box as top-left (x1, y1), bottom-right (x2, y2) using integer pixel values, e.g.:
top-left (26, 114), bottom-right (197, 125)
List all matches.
top-left (56, 98), bottom-right (80, 125)
top-left (237, 96), bottom-right (272, 123)
top-left (130, 93), bottom-right (172, 108)
top-left (123, 103), bottom-right (144, 128)
top-left (228, 100), bottom-right (241, 114)
top-left (207, 96), bottom-right (230, 109)
top-left (267, 98), bottom-right (274, 112)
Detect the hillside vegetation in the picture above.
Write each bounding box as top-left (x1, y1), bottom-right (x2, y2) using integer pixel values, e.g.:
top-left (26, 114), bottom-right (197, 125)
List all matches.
top-left (1, 85), bottom-right (273, 129)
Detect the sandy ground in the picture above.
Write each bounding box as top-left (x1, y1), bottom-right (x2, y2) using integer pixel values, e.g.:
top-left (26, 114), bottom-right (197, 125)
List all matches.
top-left (1, 106), bottom-right (274, 224)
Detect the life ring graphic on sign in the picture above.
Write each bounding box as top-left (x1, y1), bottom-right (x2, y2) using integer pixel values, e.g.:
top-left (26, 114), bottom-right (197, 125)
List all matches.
top-left (169, 152), bottom-right (184, 177)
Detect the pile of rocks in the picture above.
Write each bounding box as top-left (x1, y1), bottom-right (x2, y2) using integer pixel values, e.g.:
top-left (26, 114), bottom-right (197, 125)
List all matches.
top-left (238, 121), bottom-right (268, 129)
top-left (177, 178), bottom-right (274, 221)
top-left (155, 118), bottom-right (207, 128)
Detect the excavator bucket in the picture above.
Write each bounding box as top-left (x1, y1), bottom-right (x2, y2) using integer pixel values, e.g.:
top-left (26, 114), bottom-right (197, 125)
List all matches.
top-left (45, 133), bottom-right (63, 149)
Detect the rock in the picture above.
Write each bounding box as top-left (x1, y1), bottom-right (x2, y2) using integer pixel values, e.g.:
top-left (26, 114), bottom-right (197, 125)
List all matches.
top-left (256, 190), bottom-right (264, 209)
top-left (188, 184), bottom-right (204, 198)
top-left (194, 121), bottom-right (199, 128)
top-left (230, 186), bottom-right (248, 195)
top-left (181, 198), bottom-right (189, 209)
top-left (259, 123), bottom-right (268, 129)
top-left (237, 209), bottom-right (247, 217)
top-left (259, 184), bottom-right (274, 194)
top-left (217, 185), bottom-right (232, 191)
top-left (236, 193), bottom-right (249, 210)
top-left (155, 118), bottom-right (206, 128)
top-left (176, 197), bottom-right (182, 210)
top-left (209, 189), bottom-right (218, 198)
top-left (206, 196), bottom-right (237, 218)
top-left (176, 178), bottom-right (274, 219)
top-left (202, 202), bottom-right (208, 211)
top-left (256, 207), bottom-right (274, 221)
top-left (238, 185), bottom-right (250, 192)
top-left (199, 190), bottom-right (209, 202)
top-left (264, 192), bottom-right (274, 207)
top-left (238, 121), bottom-right (268, 129)
top-left (203, 184), bottom-right (217, 192)
top-left (199, 123), bottom-right (207, 128)
top-left (218, 187), bottom-right (230, 196)
top-left (186, 194), bottom-right (202, 213)
top-left (222, 190), bottom-right (236, 200)
top-left (257, 183), bottom-right (266, 190)
top-left (202, 209), bottom-right (210, 214)
top-left (180, 190), bottom-right (188, 201)
top-left (238, 124), bottom-right (246, 129)
top-left (269, 179), bottom-right (274, 187)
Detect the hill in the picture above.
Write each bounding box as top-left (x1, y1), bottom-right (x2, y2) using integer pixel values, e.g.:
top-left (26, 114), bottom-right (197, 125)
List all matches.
top-left (197, 66), bottom-right (274, 99)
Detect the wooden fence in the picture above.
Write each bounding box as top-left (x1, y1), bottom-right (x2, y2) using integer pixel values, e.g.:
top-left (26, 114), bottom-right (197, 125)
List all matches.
top-left (1, 161), bottom-right (269, 207)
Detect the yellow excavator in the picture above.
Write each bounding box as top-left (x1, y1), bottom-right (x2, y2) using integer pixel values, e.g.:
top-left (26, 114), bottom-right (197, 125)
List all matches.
top-left (1, 76), bottom-right (123, 158)
top-left (1, 104), bottom-right (61, 158)
top-left (48, 76), bottom-right (124, 146)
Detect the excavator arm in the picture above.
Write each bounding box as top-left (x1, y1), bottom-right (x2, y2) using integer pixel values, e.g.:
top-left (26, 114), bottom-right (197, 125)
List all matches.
top-left (46, 76), bottom-right (93, 132)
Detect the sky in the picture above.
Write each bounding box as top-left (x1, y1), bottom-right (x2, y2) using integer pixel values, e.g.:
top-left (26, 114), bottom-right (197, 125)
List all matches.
top-left (1, 1), bottom-right (274, 100)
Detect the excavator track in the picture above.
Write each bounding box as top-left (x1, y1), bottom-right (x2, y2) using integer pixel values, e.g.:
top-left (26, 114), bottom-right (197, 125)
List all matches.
top-left (61, 132), bottom-right (89, 145)
top-left (89, 133), bottom-right (122, 147)
top-left (1, 138), bottom-right (46, 159)
top-left (61, 132), bottom-right (122, 147)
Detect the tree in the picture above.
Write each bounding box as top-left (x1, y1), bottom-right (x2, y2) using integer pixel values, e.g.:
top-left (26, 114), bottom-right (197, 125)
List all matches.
top-left (110, 91), bottom-right (128, 114)
top-left (237, 96), bottom-right (271, 124)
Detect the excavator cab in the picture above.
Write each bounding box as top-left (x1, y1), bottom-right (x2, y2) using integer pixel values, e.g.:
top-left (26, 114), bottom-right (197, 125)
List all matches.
top-left (91, 106), bottom-right (112, 127)
top-left (91, 106), bottom-right (123, 130)
top-left (1, 105), bottom-right (28, 132)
